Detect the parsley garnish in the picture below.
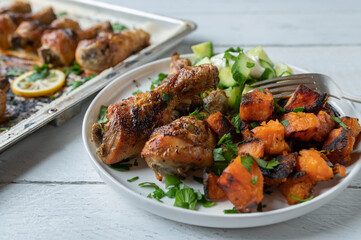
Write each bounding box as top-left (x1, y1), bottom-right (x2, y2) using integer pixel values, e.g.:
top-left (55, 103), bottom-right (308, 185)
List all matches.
top-left (139, 182), bottom-right (165, 202)
top-left (250, 175), bottom-right (258, 185)
top-left (258, 88), bottom-right (265, 92)
top-left (112, 22), bottom-right (128, 32)
top-left (97, 105), bottom-right (109, 124)
top-left (257, 202), bottom-right (267, 212)
top-left (231, 114), bottom-right (242, 133)
top-left (224, 207), bottom-right (239, 214)
top-left (331, 116), bottom-right (348, 129)
top-left (150, 73), bottom-right (168, 89)
top-left (293, 107), bottom-right (304, 113)
top-left (189, 108), bottom-right (207, 120)
top-left (27, 64), bottom-right (50, 82)
top-left (290, 194), bottom-right (314, 203)
top-left (58, 11), bottom-right (68, 17)
top-left (281, 120), bottom-right (290, 127)
top-left (110, 163), bottom-right (133, 171)
top-left (213, 148), bottom-right (226, 161)
top-left (132, 89), bottom-right (142, 95)
top-left (162, 93), bottom-right (172, 104)
top-left (127, 176), bottom-right (139, 182)
top-left (250, 122), bottom-right (259, 128)
top-left (64, 61), bottom-right (82, 76)
top-left (241, 156), bottom-right (254, 173)
top-left (165, 174), bottom-right (182, 188)
top-left (67, 74), bottom-right (96, 93)
top-left (193, 176), bottom-right (203, 184)
top-left (246, 62), bottom-right (255, 68)
top-left (5, 69), bottom-right (24, 77)
top-left (273, 98), bottom-right (286, 116)
top-left (253, 157), bottom-right (280, 169)
top-left (0, 127), bottom-right (10, 131)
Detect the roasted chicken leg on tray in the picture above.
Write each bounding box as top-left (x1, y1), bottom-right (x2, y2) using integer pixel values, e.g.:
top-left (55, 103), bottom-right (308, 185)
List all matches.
top-left (0, 1), bottom-right (31, 14)
top-left (76, 29), bottom-right (150, 74)
top-left (39, 21), bottom-right (113, 66)
top-left (92, 64), bottom-right (219, 165)
top-left (142, 116), bottom-right (216, 179)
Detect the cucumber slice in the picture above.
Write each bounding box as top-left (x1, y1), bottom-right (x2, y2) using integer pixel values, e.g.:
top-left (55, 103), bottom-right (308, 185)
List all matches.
top-left (243, 84), bottom-right (254, 94)
top-left (274, 62), bottom-right (294, 77)
top-left (224, 86), bottom-right (241, 108)
top-left (247, 46), bottom-right (274, 67)
top-left (219, 66), bottom-right (237, 87)
top-left (191, 41), bottom-right (213, 59)
top-left (231, 53), bottom-right (254, 83)
top-left (259, 59), bottom-right (276, 80)
top-left (195, 57), bottom-right (212, 66)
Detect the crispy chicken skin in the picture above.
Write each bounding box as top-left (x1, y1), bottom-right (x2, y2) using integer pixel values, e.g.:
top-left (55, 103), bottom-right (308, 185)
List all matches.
top-left (92, 64), bottom-right (219, 165)
top-left (11, 20), bottom-right (48, 50)
top-left (77, 21), bottom-right (113, 41)
top-left (76, 29), bottom-right (150, 74)
top-left (29, 7), bottom-right (56, 25)
top-left (38, 29), bottom-right (78, 66)
top-left (0, 14), bottom-right (17, 49)
top-left (0, 1), bottom-right (31, 14)
top-left (142, 116), bottom-right (216, 179)
top-left (50, 18), bottom-right (80, 30)
top-left (169, 52), bottom-right (192, 75)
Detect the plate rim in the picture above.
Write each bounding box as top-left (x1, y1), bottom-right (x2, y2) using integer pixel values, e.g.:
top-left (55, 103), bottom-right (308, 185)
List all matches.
top-left (82, 54), bottom-right (361, 228)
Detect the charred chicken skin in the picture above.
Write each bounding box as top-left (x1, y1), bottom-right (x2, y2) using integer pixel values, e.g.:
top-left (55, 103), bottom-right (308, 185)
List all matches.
top-left (75, 29), bottom-right (150, 74)
top-left (142, 116), bottom-right (216, 179)
top-left (39, 21), bottom-right (113, 67)
top-left (169, 52), bottom-right (192, 75)
top-left (11, 20), bottom-right (48, 50)
top-left (92, 64), bottom-right (219, 165)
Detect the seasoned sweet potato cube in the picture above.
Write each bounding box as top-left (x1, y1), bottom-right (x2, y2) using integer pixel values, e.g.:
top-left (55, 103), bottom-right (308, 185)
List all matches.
top-left (237, 138), bottom-right (265, 159)
top-left (206, 112), bottom-right (240, 141)
top-left (313, 110), bottom-right (337, 142)
top-left (333, 163), bottom-right (346, 177)
top-left (203, 168), bottom-right (226, 201)
top-left (281, 112), bottom-right (320, 142)
top-left (340, 116), bottom-right (361, 138)
top-left (217, 156), bottom-right (264, 213)
top-left (252, 120), bottom-right (289, 155)
top-left (295, 149), bottom-right (333, 183)
top-left (239, 89), bottom-right (274, 122)
top-left (284, 85), bottom-right (328, 113)
top-left (323, 127), bottom-right (355, 165)
top-left (261, 152), bottom-right (298, 188)
top-left (279, 171), bottom-right (314, 205)
top-left (241, 128), bottom-right (253, 141)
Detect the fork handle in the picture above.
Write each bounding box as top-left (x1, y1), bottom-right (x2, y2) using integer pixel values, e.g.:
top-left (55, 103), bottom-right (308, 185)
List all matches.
top-left (341, 91), bottom-right (361, 103)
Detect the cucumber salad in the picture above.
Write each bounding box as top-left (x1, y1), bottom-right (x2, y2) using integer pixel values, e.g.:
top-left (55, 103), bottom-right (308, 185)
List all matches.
top-left (191, 42), bottom-right (293, 111)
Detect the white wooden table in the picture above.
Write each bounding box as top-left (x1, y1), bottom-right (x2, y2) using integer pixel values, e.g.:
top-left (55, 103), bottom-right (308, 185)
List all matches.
top-left (1, 0), bottom-right (361, 239)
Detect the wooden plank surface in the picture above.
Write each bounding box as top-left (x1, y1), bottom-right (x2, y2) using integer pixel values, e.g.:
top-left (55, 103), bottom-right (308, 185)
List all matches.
top-left (1, 0), bottom-right (361, 239)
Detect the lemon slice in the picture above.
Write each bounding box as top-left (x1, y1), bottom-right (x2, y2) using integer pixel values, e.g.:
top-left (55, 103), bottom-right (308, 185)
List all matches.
top-left (11, 69), bottom-right (66, 98)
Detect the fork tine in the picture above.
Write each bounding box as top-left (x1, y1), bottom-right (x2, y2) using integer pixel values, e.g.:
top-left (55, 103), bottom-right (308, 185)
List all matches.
top-left (251, 74), bottom-right (316, 87)
top-left (253, 80), bottom-right (315, 90)
top-left (272, 92), bottom-right (293, 99)
top-left (267, 84), bottom-right (317, 95)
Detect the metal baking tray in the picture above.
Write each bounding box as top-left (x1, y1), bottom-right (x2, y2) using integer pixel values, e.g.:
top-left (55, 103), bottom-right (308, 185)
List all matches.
top-left (0, 0), bottom-right (196, 152)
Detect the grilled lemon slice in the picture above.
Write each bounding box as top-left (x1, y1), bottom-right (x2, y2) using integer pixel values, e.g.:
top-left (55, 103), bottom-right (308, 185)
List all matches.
top-left (11, 69), bottom-right (66, 98)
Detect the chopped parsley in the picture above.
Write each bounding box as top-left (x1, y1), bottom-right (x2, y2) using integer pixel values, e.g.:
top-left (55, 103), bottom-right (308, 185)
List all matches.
top-left (112, 22), bottom-right (128, 32)
top-left (290, 194), bottom-right (314, 203)
top-left (193, 176), bottom-right (203, 184)
top-left (64, 61), bottom-right (83, 76)
top-left (127, 176), bottom-right (139, 182)
top-left (257, 202), bottom-right (267, 212)
top-left (189, 108), bottom-right (207, 120)
top-left (258, 88), bottom-right (265, 92)
top-left (162, 93), bottom-right (172, 104)
top-left (293, 107), bottom-right (305, 113)
top-left (5, 69), bottom-right (24, 77)
top-left (27, 64), bottom-right (50, 82)
top-left (231, 114), bottom-right (242, 133)
top-left (138, 182), bottom-right (165, 202)
top-left (213, 148), bottom-right (226, 161)
top-left (0, 127), bottom-right (10, 131)
top-left (110, 163), bottom-right (133, 171)
top-left (281, 119), bottom-right (290, 127)
top-left (246, 62), bottom-right (255, 68)
top-left (97, 105), bottom-right (109, 124)
top-left (241, 156), bottom-right (254, 173)
top-left (250, 175), bottom-right (258, 185)
top-left (224, 207), bottom-right (239, 214)
top-left (250, 122), bottom-right (259, 128)
top-left (253, 157), bottom-right (280, 169)
top-left (58, 11), bottom-right (68, 17)
top-left (150, 73), bottom-right (168, 89)
top-left (273, 98), bottom-right (286, 116)
top-left (165, 174), bottom-right (182, 188)
top-left (67, 75), bottom-right (96, 93)
top-left (132, 89), bottom-right (142, 95)
top-left (331, 116), bottom-right (348, 129)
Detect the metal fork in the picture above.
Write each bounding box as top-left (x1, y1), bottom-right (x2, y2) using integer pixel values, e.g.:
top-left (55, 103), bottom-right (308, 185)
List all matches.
top-left (250, 73), bottom-right (361, 103)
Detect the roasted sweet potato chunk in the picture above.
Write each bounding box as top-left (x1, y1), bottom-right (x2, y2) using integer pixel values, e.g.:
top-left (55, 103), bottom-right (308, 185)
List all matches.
top-left (241, 128), bottom-right (253, 141)
top-left (217, 156), bottom-right (264, 213)
top-left (252, 120), bottom-right (289, 155)
top-left (279, 171), bottom-right (314, 205)
top-left (284, 85), bottom-right (328, 113)
top-left (206, 112), bottom-right (240, 141)
top-left (203, 168), bottom-right (226, 201)
top-left (313, 110), bottom-right (337, 142)
top-left (237, 138), bottom-right (265, 159)
top-left (239, 89), bottom-right (274, 122)
top-left (295, 149), bottom-right (333, 183)
top-left (261, 152), bottom-right (298, 187)
top-left (323, 127), bottom-right (355, 165)
top-left (281, 112), bottom-right (320, 142)
top-left (340, 116), bottom-right (361, 138)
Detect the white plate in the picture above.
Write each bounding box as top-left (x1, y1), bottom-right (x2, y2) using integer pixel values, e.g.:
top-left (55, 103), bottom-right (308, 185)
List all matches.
top-left (82, 55), bottom-right (361, 228)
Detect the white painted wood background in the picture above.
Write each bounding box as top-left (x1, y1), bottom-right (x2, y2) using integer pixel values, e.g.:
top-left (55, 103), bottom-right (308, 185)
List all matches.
top-left (1, 0), bottom-right (361, 239)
